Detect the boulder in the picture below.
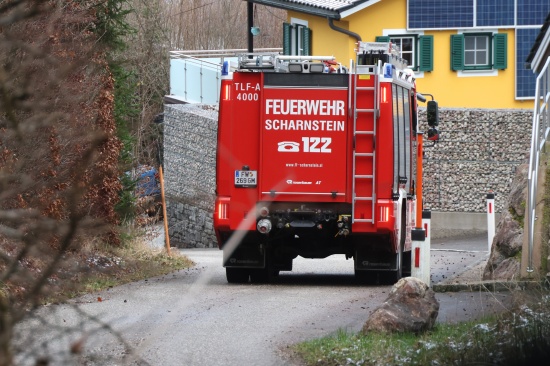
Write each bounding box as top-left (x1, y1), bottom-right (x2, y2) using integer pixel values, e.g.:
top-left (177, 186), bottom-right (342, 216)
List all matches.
top-left (491, 257), bottom-right (521, 280)
top-left (483, 163), bottom-right (527, 280)
top-left (361, 277), bottom-right (439, 334)
top-left (483, 210), bottom-right (522, 280)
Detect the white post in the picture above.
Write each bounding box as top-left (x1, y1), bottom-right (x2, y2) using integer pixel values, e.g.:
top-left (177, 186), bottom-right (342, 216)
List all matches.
top-left (487, 192), bottom-right (495, 252)
top-left (411, 225), bottom-right (430, 287)
top-left (421, 210), bottom-right (431, 286)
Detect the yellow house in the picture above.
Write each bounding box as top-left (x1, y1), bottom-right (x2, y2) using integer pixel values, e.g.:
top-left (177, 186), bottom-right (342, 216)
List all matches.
top-left (249, 0), bottom-right (549, 109)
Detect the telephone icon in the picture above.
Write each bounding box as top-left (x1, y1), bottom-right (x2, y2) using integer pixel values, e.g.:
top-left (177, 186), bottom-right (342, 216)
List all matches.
top-left (278, 141), bottom-right (300, 152)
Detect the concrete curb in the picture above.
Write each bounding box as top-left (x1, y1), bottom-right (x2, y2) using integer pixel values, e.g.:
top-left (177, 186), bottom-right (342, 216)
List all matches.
top-left (433, 280), bottom-right (544, 293)
top-left (430, 251), bottom-right (547, 292)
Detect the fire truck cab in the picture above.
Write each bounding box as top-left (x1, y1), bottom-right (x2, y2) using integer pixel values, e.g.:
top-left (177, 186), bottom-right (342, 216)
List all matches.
top-left (214, 42), bottom-right (437, 284)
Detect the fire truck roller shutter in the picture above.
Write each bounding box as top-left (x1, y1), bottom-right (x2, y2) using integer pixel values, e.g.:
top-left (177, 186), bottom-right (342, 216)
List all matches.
top-left (391, 84), bottom-right (413, 197)
top-left (263, 73), bottom-right (348, 88)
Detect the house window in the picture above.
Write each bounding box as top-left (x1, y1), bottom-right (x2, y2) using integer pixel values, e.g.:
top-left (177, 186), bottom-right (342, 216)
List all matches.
top-left (283, 22), bottom-right (311, 56)
top-left (375, 35), bottom-right (433, 72)
top-left (464, 34), bottom-right (490, 69)
top-left (451, 33), bottom-right (507, 71)
top-left (390, 36), bottom-right (416, 68)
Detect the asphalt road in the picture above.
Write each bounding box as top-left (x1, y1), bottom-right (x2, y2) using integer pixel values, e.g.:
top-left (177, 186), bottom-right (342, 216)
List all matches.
top-left (14, 235), bottom-right (513, 366)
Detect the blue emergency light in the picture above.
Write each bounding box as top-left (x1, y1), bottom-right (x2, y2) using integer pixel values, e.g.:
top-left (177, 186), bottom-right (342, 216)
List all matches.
top-left (222, 61), bottom-right (229, 76)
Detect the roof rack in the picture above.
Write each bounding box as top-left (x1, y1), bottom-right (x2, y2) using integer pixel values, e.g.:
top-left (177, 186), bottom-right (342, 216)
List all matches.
top-left (237, 53), bottom-right (344, 73)
top-left (238, 53), bottom-right (279, 70)
top-left (356, 42), bottom-right (408, 70)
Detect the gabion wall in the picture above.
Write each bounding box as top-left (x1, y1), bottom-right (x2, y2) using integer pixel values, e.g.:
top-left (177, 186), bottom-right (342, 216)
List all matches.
top-left (421, 109), bottom-right (532, 213)
top-left (163, 104), bottom-right (218, 248)
top-left (164, 104), bottom-right (532, 247)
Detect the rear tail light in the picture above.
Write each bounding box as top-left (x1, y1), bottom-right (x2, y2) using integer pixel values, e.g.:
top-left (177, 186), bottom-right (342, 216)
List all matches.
top-left (216, 198), bottom-right (229, 220)
top-left (222, 84), bottom-right (231, 101)
top-left (379, 206), bottom-right (389, 222)
top-left (381, 85), bottom-right (388, 103)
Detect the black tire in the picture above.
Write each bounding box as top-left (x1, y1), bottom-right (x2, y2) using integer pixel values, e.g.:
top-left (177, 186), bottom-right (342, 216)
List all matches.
top-left (250, 268), bottom-right (270, 283)
top-left (250, 246), bottom-right (279, 284)
top-left (383, 205), bottom-right (406, 285)
top-left (355, 268), bottom-right (376, 285)
top-left (402, 250), bottom-right (412, 277)
top-left (226, 268), bottom-right (249, 283)
top-left (250, 265), bottom-right (278, 283)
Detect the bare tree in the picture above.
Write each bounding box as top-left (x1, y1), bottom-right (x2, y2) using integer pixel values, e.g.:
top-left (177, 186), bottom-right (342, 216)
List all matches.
top-left (0, 0), bottom-right (286, 363)
top-left (0, 1), bottom-right (123, 364)
top-left (113, 0), bottom-right (285, 169)
top-left (115, 0), bottom-right (171, 167)
top-left (163, 0), bottom-right (285, 50)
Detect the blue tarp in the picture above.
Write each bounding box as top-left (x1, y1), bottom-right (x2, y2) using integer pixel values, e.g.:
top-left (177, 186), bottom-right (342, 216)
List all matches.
top-left (136, 168), bottom-right (160, 197)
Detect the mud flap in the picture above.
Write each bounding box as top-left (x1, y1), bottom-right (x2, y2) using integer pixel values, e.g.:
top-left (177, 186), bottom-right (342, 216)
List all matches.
top-left (223, 243), bottom-right (265, 269)
top-left (354, 250), bottom-right (398, 271)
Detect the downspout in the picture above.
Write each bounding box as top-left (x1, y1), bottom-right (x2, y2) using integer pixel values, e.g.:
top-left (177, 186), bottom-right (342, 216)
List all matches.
top-left (328, 17), bottom-right (362, 42)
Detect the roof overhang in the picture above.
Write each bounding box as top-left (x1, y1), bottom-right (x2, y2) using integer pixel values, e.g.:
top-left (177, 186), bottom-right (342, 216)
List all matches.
top-left (340, 0), bottom-right (381, 19)
top-left (245, 0), bottom-right (378, 21)
top-left (526, 13), bottom-right (550, 73)
top-left (530, 31), bottom-right (550, 73)
top-left (247, 0), bottom-right (341, 19)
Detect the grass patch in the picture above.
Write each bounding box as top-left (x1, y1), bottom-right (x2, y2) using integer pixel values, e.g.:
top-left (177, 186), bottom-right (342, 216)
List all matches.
top-left (45, 225), bottom-right (194, 303)
top-left (80, 248), bottom-right (192, 291)
top-left (294, 291), bottom-right (550, 365)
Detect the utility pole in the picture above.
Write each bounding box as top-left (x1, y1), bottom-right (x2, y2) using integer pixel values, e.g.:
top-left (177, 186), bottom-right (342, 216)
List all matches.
top-left (247, 1), bottom-right (253, 53)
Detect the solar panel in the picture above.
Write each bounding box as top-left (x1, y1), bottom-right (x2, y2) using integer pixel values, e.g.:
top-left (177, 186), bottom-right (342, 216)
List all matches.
top-left (408, 0), bottom-right (473, 29)
top-left (408, 0), bottom-right (550, 28)
top-left (516, 28), bottom-right (540, 99)
top-left (477, 0), bottom-right (514, 27)
top-left (517, 0), bottom-right (550, 26)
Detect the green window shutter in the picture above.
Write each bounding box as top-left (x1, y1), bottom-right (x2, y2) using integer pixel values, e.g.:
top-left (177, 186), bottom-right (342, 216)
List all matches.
top-left (283, 22), bottom-right (291, 55)
top-left (493, 33), bottom-right (507, 70)
top-left (450, 34), bottom-right (464, 71)
top-left (418, 35), bottom-right (434, 72)
top-left (375, 36), bottom-right (390, 42)
top-left (302, 27), bottom-right (312, 56)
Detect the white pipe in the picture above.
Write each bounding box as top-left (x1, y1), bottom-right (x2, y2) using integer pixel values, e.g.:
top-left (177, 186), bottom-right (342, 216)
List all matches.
top-left (526, 56), bottom-right (550, 273)
top-left (277, 55), bottom-right (335, 61)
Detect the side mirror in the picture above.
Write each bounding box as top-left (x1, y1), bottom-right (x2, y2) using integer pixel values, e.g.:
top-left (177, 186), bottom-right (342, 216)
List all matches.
top-left (427, 100), bottom-right (439, 127)
top-left (427, 127), bottom-right (439, 141)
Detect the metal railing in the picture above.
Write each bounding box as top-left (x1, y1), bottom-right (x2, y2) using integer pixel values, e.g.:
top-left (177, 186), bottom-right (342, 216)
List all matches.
top-left (527, 56), bottom-right (550, 272)
top-left (170, 48), bottom-right (282, 59)
top-left (169, 48), bottom-right (282, 104)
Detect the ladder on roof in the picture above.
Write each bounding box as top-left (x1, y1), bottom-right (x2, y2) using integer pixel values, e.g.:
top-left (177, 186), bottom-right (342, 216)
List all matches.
top-left (351, 62), bottom-right (380, 224)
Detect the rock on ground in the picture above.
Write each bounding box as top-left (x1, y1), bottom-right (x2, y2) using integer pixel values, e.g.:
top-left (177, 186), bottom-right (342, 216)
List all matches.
top-left (483, 163), bottom-right (527, 280)
top-left (362, 277), bottom-right (439, 334)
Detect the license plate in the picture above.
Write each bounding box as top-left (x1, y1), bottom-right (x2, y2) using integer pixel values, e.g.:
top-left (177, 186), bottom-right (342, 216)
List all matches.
top-left (234, 170), bottom-right (257, 187)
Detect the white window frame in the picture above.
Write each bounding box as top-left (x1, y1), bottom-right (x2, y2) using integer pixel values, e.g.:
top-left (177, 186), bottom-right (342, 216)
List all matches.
top-left (457, 30), bottom-right (499, 78)
top-left (383, 29), bottom-right (424, 78)
top-left (389, 36), bottom-right (416, 69)
top-left (290, 17), bottom-right (308, 56)
top-left (464, 34), bottom-right (490, 68)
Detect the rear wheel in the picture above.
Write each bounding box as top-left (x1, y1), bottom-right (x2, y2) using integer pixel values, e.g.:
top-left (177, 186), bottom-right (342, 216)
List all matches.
top-left (226, 268), bottom-right (249, 283)
top-left (382, 207), bottom-right (406, 284)
top-left (250, 247), bottom-right (277, 283)
top-left (250, 268), bottom-right (269, 283)
top-left (355, 267), bottom-right (377, 285)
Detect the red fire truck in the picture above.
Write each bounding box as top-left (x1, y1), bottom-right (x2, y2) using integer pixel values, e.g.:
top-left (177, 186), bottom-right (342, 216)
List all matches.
top-left (214, 42), bottom-right (438, 283)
